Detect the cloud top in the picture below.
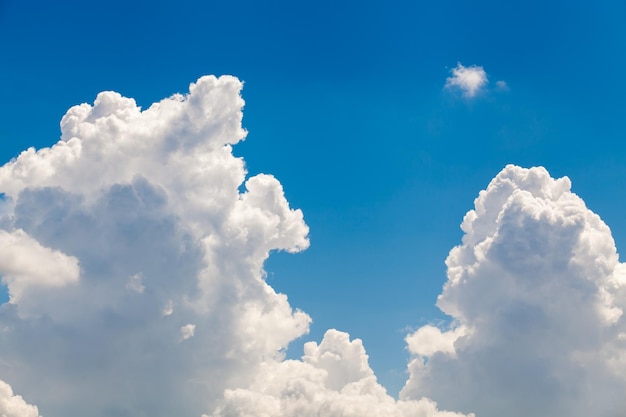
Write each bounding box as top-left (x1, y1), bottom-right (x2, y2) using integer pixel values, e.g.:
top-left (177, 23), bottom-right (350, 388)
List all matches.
top-left (401, 165), bottom-right (626, 417)
top-left (210, 329), bottom-right (474, 417)
top-left (444, 63), bottom-right (488, 97)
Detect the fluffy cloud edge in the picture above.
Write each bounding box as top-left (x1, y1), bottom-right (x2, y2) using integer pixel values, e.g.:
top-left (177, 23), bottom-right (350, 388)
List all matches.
top-left (208, 329), bottom-right (475, 417)
top-left (444, 63), bottom-right (489, 98)
top-left (0, 228), bottom-right (80, 303)
top-left (0, 75), bottom-right (313, 417)
top-left (0, 379), bottom-right (41, 417)
top-left (400, 165), bottom-right (626, 417)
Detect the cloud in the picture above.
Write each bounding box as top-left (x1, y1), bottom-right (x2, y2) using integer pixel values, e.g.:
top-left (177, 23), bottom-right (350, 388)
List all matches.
top-left (162, 299), bottom-right (174, 316)
top-left (444, 63), bottom-right (488, 98)
top-left (0, 76), bottom-right (312, 417)
top-left (0, 379), bottom-right (40, 417)
top-left (0, 228), bottom-right (80, 304)
top-left (126, 272), bottom-right (145, 293)
top-left (405, 325), bottom-right (467, 357)
top-left (495, 80), bottom-right (509, 91)
top-left (210, 329), bottom-right (473, 417)
top-left (0, 75), bottom-right (463, 417)
top-left (401, 165), bottom-right (626, 417)
top-left (3, 74), bottom-right (622, 417)
top-left (180, 323), bottom-right (196, 340)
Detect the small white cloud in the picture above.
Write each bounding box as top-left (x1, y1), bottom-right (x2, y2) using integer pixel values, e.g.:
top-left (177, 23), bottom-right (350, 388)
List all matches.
top-left (405, 324), bottom-right (467, 358)
top-left (162, 299), bottom-right (174, 316)
top-left (495, 80), bottom-right (509, 91)
top-left (126, 273), bottom-right (145, 293)
top-left (180, 323), bottom-right (196, 340)
top-left (445, 63), bottom-right (488, 98)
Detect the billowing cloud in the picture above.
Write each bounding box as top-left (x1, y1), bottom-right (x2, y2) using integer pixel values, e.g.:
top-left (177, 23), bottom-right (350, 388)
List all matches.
top-left (0, 379), bottom-right (40, 417)
top-left (0, 75), bottom-right (463, 417)
top-left (210, 329), bottom-right (472, 417)
top-left (0, 76), bottom-right (312, 417)
top-left (3, 74), bottom-right (622, 417)
top-left (405, 324), bottom-right (467, 357)
top-left (444, 63), bottom-right (488, 98)
top-left (401, 165), bottom-right (626, 417)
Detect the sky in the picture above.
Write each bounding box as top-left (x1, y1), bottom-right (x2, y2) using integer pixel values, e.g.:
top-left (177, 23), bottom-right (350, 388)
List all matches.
top-left (0, 1), bottom-right (626, 416)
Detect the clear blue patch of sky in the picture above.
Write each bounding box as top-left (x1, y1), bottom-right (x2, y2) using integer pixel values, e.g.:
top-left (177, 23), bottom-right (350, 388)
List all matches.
top-left (1, 0), bottom-right (626, 396)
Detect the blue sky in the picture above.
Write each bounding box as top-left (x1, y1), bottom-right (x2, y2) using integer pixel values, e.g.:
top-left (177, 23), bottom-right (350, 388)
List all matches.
top-left (1, 1), bottom-right (626, 416)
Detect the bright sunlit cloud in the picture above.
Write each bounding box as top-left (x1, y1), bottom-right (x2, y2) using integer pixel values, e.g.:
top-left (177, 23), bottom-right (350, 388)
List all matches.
top-left (445, 63), bottom-right (489, 98)
top-left (401, 165), bottom-right (626, 417)
top-left (0, 76), bottom-right (312, 417)
top-left (0, 76), bottom-right (468, 417)
top-left (210, 329), bottom-right (473, 417)
top-left (0, 379), bottom-right (40, 417)
top-left (1, 76), bottom-right (625, 417)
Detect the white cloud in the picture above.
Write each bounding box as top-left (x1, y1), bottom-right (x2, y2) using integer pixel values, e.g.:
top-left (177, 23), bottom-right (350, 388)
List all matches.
top-left (2, 73), bottom-right (622, 417)
top-left (210, 329), bottom-right (473, 417)
top-left (0, 75), bottom-right (462, 417)
top-left (401, 165), bottom-right (626, 417)
top-left (445, 63), bottom-right (488, 98)
top-left (162, 299), bottom-right (174, 316)
top-left (0, 228), bottom-right (79, 304)
top-left (180, 323), bottom-right (196, 340)
top-left (0, 75), bottom-right (313, 417)
top-left (405, 324), bottom-right (467, 358)
top-left (0, 379), bottom-right (40, 417)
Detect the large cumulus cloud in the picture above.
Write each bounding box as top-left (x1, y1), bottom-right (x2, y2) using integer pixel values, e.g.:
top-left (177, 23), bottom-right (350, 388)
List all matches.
top-left (0, 76), bottom-right (311, 417)
top-left (3, 75), bottom-right (623, 417)
top-left (401, 165), bottom-right (626, 417)
top-left (0, 76), bottom-right (466, 417)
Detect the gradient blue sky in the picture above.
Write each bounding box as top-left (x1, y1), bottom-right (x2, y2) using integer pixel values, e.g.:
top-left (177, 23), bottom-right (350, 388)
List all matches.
top-left (2, 0), bottom-right (626, 395)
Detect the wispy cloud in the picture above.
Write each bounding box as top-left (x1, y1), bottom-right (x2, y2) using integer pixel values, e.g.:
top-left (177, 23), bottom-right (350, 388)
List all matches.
top-left (445, 63), bottom-right (489, 97)
top-left (495, 80), bottom-right (509, 91)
